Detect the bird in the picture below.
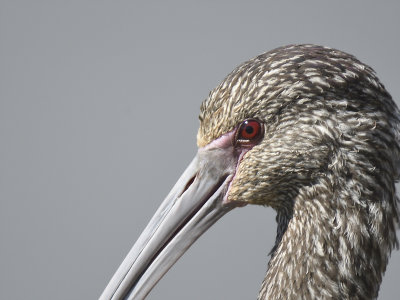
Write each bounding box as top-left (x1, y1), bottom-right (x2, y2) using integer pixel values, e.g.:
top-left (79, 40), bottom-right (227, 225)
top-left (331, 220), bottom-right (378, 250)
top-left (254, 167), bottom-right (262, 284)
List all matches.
top-left (100, 44), bottom-right (400, 299)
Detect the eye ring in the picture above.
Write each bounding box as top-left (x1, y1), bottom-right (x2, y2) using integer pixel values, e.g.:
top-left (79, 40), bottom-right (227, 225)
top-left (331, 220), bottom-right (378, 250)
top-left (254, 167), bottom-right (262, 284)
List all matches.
top-left (235, 119), bottom-right (263, 146)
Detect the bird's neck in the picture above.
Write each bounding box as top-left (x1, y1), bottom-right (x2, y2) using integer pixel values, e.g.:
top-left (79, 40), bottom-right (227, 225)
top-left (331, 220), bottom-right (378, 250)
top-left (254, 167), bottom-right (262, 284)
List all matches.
top-left (258, 176), bottom-right (398, 300)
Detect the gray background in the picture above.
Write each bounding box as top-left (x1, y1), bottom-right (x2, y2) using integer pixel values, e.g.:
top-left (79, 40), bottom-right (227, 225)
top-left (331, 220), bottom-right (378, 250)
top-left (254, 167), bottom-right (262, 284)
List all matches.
top-left (1, 1), bottom-right (399, 299)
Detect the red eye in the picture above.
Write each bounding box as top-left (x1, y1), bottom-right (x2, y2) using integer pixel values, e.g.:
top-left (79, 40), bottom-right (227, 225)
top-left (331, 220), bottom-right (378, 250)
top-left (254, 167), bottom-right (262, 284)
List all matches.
top-left (236, 119), bottom-right (263, 144)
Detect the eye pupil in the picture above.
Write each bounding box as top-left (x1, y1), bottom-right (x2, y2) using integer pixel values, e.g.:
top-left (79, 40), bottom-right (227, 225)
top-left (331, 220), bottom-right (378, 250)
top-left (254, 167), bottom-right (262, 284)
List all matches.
top-left (245, 126), bottom-right (254, 134)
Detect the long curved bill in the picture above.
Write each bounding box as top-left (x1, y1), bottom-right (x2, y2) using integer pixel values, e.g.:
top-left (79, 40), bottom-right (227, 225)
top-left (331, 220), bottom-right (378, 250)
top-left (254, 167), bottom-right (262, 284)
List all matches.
top-left (100, 139), bottom-right (242, 299)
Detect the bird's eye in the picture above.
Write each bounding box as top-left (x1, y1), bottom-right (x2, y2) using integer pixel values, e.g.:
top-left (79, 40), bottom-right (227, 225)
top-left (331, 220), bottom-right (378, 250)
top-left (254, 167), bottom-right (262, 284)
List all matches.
top-left (236, 119), bottom-right (263, 145)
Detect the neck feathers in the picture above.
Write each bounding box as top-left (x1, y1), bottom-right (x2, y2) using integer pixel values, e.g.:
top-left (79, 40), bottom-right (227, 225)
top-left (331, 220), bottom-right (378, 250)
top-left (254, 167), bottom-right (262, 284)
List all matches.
top-left (259, 169), bottom-right (399, 300)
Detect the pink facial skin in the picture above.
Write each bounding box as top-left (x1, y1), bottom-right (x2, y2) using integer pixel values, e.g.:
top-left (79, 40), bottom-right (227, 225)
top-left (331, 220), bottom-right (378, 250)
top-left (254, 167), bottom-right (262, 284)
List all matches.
top-left (200, 128), bottom-right (259, 207)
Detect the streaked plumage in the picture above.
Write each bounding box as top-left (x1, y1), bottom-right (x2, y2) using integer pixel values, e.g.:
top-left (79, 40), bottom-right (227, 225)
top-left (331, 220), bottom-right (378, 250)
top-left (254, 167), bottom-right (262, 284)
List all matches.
top-left (102, 44), bottom-right (400, 299)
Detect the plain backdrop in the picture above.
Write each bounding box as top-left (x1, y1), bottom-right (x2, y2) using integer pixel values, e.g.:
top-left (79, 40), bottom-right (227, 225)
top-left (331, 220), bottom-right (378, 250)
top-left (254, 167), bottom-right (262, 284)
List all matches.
top-left (1, 1), bottom-right (400, 299)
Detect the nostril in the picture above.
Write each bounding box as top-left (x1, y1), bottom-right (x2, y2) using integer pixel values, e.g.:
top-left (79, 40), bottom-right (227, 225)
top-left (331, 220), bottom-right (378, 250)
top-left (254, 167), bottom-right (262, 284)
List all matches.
top-left (179, 174), bottom-right (196, 197)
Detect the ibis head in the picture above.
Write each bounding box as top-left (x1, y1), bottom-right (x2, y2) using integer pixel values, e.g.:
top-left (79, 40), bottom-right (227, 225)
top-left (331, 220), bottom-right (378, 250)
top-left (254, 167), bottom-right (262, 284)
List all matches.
top-left (101, 45), bottom-right (400, 299)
